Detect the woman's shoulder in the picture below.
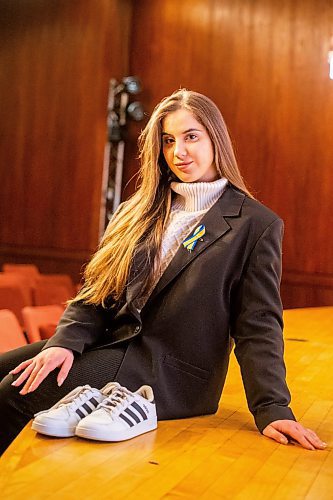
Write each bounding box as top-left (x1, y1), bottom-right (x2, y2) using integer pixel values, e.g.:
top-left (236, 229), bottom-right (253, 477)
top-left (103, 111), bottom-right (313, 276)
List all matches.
top-left (228, 184), bottom-right (283, 225)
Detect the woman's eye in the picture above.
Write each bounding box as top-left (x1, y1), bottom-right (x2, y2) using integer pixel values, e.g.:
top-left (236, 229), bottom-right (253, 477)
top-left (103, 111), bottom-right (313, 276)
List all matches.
top-left (163, 137), bottom-right (174, 145)
top-left (186, 134), bottom-right (197, 141)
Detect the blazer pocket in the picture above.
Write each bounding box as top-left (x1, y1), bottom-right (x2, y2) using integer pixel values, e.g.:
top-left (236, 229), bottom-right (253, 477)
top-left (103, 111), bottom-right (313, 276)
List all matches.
top-left (163, 354), bottom-right (210, 381)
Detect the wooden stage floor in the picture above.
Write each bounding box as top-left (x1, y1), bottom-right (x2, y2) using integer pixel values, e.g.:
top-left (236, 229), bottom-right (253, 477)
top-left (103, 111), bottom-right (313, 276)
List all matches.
top-left (0, 307), bottom-right (332, 499)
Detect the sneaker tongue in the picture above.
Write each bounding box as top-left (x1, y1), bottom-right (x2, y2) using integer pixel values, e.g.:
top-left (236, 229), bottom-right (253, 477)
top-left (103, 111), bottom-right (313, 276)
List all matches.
top-left (101, 382), bottom-right (121, 396)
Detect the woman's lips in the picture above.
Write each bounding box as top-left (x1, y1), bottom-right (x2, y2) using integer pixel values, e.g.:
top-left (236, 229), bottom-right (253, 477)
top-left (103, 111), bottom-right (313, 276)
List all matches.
top-left (174, 161), bottom-right (193, 171)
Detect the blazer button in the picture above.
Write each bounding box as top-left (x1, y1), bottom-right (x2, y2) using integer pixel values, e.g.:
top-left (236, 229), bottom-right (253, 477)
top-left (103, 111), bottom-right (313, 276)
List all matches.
top-left (134, 326), bottom-right (140, 333)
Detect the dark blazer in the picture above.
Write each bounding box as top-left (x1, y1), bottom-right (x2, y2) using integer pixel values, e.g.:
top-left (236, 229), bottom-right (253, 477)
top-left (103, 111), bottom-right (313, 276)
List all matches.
top-left (45, 184), bottom-right (295, 432)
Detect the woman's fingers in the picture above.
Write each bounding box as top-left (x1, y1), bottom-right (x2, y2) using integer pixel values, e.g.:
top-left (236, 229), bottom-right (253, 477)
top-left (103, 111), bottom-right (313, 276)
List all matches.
top-left (10, 358), bottom-right (34, 375)
top-left (57, 353), bottom-right (74, 387)
top-left (20, 353), bottom-right (65, 394)
top-left (262, 424), bottom-right (288, 445)
top-left (287, 423), bottom-right (326, 450)
top-left (10, 347), bottom-right (75, 395)
top-left (304, 428), bottom-right (327, 449)
top-left (288, 426), bottom-right (316, 450)
top-left (11, 360), bottom-right (36, 388)
top-left (263, 420), bottom-right (327, 450)
top-left (19, 362), bottom-right (52, 394)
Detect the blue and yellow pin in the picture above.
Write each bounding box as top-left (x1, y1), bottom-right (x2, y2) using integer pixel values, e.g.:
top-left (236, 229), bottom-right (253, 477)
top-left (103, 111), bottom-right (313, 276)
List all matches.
top-left (182, 224), bottom-right (206, 252)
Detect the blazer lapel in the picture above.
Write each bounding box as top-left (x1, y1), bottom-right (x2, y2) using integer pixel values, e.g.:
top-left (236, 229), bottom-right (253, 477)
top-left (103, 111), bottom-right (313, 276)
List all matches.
top-left (147, 185), bottom-right (245, 304)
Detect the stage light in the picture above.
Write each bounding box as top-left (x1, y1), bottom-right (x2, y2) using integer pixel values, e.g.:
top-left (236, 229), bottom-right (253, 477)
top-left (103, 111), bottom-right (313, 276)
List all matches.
top-left (122, 76), bottom-right (141, 94)
top-left (127, 101), bottom-right (144, 121)
top-left (100, 76), bottom-right (145, 234)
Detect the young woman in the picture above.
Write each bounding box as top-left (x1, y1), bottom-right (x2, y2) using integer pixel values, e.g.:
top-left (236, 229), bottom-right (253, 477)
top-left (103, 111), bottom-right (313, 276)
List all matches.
top-left (0, 89), bottom-right (326, 453)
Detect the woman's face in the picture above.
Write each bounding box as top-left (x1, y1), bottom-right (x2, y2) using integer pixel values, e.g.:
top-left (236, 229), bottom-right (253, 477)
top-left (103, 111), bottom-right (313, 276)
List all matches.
top-left (161, 108), bottom-right (218, 183)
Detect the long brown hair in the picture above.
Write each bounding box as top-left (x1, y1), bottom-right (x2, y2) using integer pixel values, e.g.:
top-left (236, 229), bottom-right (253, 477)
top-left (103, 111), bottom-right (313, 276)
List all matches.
top-left (73, 89), bottom-right (253, 306)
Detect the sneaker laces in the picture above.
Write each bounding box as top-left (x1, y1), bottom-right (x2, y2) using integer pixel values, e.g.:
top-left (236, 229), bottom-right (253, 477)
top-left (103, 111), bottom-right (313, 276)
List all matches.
top-left (34, 385), bottom-right (95, 416)
top-left (98, 386), bottom-right (133, 415)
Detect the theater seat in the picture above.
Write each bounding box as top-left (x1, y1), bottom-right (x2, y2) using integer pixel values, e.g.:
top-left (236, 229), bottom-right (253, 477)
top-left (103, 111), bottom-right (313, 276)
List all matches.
top-left (36, 274), bottom-right (75, 296)
top-left (22, 305), bottom-right (64, 343)
top-left (32, 282), bottom-right (70, 307)
top-left (3, 264), bottom-right (76, 297)
top-left (0, 309), bottom-right (28, 352)
top-left (3, 263), bottom-right (40, 277)
top-left (0, 277), bottom-right (33, 325)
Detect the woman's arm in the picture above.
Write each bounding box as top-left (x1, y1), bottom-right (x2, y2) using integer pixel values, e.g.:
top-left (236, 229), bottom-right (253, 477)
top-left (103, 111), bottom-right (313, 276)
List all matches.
top-left (42, 301), bottom-right (111, 354)
top-left (230, 217), bottom-right (325, 449)
top-left (231, 218), bottom-right (293, 427)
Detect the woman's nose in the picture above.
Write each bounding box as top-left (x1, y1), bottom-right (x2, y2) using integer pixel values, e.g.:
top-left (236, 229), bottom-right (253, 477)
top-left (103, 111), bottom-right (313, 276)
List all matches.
top-left (174, 140), bottom-right (187, 159)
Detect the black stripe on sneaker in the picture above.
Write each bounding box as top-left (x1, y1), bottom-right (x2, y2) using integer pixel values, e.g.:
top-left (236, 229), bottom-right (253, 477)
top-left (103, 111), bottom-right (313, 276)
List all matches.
top-left (131, 401), bottom-right (147, 420)
top-left (119, 413), bottom-right (135, 427)
top-left (124, 407), bottom-right (141, 423)
top-left (90, 397), bottom-right (99, 407)
top-left (76, 408), bottom-right (85, 419)
top-left (82, 402), bottom-right (94, 414)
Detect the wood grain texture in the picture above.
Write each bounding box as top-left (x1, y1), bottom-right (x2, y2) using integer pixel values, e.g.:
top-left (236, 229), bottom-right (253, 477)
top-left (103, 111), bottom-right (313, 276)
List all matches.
top-left (128, 0), bottom-right (333, 307)
top-left (1, 307), bottom-right (332, 498)
top-left (1, 0), bottom-right (332, 304)
top-left (0, 0), bottom-right (131, 280)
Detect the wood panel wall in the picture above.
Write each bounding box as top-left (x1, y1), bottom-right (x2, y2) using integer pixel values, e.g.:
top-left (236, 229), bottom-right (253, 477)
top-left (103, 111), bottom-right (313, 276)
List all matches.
top-left (127, 0), bottom-right (333, 308)
top-left (0, 0), bottom-right (131, 281)
top-left (1, 0), bottom-right (332, 307)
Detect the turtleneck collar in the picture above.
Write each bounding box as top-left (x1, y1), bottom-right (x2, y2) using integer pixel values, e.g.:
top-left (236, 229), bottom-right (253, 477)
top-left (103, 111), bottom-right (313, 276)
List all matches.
top-left (170, 177), bottom-right (228, 212)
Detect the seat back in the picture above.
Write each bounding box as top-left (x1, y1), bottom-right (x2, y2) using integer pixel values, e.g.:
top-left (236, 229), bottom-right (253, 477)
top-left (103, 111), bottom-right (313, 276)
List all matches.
top-left (3, 263), bottom-right (40, 277)
top-left (0, 278), bottom-right (33, 325)
top-left (22, 305), bottom-right (64, 343)
top-left (0, 309), bottom-right (27, 352)
top-left (32, 282), bottom-right (70, 307)
top-left (36, 274), bottom-right (75, 296)
top-left (0, 272), bottom-right (36, 290)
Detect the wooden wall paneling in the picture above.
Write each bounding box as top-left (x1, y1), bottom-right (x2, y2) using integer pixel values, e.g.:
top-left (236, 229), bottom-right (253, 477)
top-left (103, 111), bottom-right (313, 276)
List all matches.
top-left (1, 0), bottom-right (332, 305)
top-left (0, 0), bottom-right (132, 281)
top-left (127, 0), bottom-right (333, 307)
top-left (281, 271), bottom-right (333, 308)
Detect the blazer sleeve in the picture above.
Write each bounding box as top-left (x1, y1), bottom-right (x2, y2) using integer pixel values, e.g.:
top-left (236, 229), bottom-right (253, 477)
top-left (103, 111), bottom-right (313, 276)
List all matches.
top-left (42, 302), bottom-right (111, 354)
top-left (230, 217), bottom-right (296, 432)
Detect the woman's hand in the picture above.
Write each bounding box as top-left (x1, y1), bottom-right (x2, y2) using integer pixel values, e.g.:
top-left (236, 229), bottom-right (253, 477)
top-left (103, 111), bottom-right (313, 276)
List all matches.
top-left (263, 420), bottom-right (327, 450)
top-left (10, 347), bottom-right (74, 395)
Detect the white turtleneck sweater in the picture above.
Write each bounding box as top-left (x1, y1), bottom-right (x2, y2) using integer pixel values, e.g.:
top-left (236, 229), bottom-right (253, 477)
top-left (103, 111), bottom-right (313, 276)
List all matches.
top-left (134, 177), bottom-right (228, 310)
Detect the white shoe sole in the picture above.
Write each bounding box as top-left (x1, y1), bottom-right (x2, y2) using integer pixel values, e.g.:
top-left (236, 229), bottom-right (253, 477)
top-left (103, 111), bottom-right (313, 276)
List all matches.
top-left (31, 420), bottom-right (75, 438)
top-left (75, 418), bottom-right (157, 442)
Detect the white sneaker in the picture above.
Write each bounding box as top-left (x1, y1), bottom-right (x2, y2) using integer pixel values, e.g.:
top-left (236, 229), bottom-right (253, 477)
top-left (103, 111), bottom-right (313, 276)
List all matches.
top-left (75, 384), bottom-right (157, 442)
top-left (31, 382), bottom-right (119, 437)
